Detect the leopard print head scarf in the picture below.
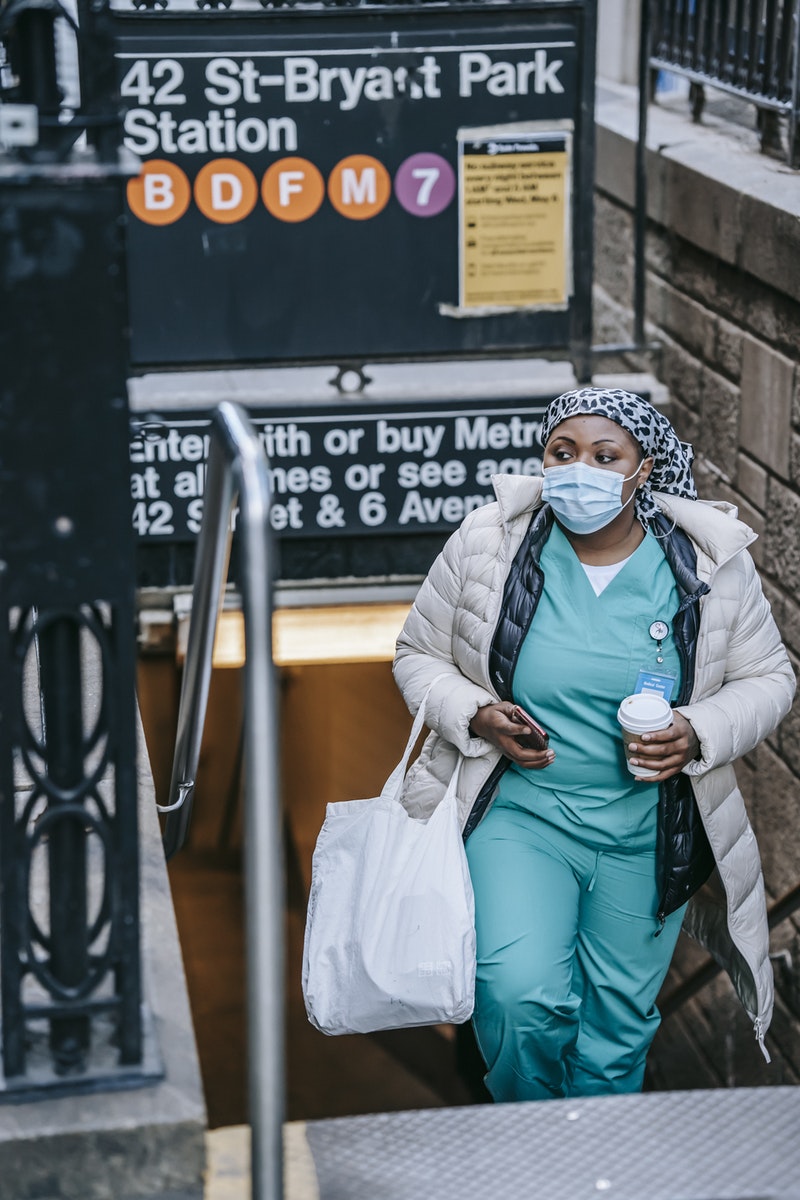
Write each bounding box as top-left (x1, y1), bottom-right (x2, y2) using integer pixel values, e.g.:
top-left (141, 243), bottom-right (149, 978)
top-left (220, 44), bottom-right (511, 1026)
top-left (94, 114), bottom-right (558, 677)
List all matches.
top-left (539, 386), bottom-right (697, 524)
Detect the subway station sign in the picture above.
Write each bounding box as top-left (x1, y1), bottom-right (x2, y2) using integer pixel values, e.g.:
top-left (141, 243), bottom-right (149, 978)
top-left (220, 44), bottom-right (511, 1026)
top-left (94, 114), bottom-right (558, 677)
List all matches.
top-left (113, 5), bottom-right (593, 366)
top-left (129, 396), bottom-right (550, 540)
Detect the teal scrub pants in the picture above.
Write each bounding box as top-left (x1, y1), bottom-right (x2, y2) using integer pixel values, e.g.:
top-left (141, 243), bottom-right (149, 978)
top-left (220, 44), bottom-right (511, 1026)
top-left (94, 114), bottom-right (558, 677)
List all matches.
top-left (465, 802), bottom-right (685, 1102)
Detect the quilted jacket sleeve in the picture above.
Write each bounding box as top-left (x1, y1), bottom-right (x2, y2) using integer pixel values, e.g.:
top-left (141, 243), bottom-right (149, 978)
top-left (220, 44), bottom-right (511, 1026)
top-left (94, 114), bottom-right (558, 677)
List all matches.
top-left (393, 517), bottom-right (498, 757)
top-left (677, 551), bottom-right (796, 773)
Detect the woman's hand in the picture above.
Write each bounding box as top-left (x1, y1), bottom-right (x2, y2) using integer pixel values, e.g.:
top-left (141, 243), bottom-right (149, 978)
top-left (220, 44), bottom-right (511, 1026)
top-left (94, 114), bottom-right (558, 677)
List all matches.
top-left (469, 701), bottom-right (555, 770)
top-left (627, 710), bottom-right (700, 782)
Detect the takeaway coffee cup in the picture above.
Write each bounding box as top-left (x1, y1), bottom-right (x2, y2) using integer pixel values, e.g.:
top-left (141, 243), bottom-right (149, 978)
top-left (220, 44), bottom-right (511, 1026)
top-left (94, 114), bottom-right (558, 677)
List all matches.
top-left (617, 693), bottom-right (674, 777)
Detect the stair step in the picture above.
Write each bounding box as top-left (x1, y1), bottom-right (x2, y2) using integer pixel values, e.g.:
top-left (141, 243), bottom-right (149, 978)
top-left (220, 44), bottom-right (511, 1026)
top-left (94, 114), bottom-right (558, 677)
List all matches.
top-left (206, 1124), bottom-right (318, 1200)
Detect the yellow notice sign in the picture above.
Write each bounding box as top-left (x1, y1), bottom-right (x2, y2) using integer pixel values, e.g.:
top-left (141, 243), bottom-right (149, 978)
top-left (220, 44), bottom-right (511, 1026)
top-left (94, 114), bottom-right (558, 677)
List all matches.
top-left (459, 131), bottom-right (571, 311)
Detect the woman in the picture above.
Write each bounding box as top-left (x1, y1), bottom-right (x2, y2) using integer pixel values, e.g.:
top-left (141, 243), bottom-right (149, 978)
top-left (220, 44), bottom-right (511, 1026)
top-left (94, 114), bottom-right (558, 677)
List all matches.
top-left (393, 386), bottom-right (795, 1102)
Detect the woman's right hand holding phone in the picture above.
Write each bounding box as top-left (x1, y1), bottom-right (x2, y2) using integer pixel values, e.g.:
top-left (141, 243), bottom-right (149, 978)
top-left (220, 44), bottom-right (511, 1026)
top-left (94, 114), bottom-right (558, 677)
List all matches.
top-left (469, 701), bottom-right (555, 769)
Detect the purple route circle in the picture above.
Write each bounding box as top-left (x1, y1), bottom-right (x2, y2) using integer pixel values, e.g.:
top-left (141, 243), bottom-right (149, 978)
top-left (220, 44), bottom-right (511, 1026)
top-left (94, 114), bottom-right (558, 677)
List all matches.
top-left (394, 153), bottom-right (456, 218)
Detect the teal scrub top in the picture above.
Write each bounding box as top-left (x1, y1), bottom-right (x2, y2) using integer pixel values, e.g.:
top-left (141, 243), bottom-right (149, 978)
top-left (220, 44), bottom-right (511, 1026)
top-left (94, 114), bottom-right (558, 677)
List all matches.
top-left (498, 522), bottom-right (682, 851)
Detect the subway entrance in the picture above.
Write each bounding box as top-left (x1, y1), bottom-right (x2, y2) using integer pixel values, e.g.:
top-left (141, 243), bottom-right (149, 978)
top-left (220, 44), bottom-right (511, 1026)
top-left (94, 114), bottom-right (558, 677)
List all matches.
top-left (128, 362), bottom-right (565, 1134)
top-left (137, 604), bottom-right (487, 1127)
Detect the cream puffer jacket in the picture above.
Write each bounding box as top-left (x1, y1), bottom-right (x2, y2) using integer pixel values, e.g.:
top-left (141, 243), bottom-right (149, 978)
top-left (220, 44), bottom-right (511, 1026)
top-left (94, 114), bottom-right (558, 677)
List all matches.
top-left (393, 475), bottom-right (796, 1052)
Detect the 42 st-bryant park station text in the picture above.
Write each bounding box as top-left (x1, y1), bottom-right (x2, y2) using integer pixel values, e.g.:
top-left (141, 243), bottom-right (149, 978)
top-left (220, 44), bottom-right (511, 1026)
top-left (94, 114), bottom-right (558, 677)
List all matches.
top-left (121, 49), bottom-right (568, 158)
top-left (129, 408), bottom-right (548, 539)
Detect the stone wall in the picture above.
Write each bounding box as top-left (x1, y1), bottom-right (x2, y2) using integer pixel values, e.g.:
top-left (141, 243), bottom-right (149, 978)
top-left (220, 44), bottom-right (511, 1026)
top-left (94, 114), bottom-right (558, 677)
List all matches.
top-left (594, 81), bottom-right (800, 1089)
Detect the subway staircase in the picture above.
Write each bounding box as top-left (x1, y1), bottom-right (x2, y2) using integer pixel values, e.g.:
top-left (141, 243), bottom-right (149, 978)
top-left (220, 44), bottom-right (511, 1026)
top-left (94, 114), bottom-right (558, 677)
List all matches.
top-left (157, 661), bottom-right (800, 1200)
top-left (203, 1086), bottom-right (800, 1200)
top-left (175, 836), bottom-right (800, 1200)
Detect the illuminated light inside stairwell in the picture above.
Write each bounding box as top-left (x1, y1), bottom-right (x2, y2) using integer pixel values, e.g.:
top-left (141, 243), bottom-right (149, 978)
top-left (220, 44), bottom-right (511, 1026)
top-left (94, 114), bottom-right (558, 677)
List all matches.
top-left (175, 602), bottom-right (413, 669)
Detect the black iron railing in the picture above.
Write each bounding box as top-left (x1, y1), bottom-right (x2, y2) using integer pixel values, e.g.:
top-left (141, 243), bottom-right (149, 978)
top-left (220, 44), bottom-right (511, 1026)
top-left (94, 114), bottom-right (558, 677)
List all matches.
top-left (649, 0), bottom-right (800, 164)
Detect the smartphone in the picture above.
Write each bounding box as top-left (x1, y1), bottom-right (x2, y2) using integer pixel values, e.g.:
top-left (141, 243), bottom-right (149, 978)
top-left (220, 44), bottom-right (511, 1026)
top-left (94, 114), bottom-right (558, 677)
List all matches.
top-left (511, 705), bottom-right (549, 751)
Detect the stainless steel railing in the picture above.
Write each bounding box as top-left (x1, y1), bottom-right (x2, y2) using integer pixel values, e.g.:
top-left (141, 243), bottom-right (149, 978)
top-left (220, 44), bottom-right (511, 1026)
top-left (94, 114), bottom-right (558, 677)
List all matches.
top-left (157, 400), bottom-right (283, 1200)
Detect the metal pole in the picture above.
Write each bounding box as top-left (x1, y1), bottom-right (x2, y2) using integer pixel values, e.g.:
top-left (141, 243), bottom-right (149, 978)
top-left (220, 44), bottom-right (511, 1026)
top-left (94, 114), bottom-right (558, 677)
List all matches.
top-left (38, 615), bottom-right (90, 1073)
top-left (571, 0), bottom-right (597, 383)
top-left (634, 0), bottom-right (652, 347)
top-left (229, 406), bottom-right (284, 1200)
top-left (788, 0), bottom-right (800, 168)
top-left (10, 6), bottom-right (61, 155)
top-left (162, 440), bottom-right (235, 858)
top-left (159, 402), bottom-right (284, 1199)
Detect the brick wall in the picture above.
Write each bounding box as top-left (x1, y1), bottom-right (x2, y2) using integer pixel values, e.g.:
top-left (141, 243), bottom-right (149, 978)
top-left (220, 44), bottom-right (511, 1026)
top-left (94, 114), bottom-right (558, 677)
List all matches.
top-left (593, 84), bottom-right (800, 1088)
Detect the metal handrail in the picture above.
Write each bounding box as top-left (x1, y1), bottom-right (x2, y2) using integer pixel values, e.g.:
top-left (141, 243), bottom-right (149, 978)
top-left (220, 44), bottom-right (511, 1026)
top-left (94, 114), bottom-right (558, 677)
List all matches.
top-left (158, 401), bottom-right (283, 1200)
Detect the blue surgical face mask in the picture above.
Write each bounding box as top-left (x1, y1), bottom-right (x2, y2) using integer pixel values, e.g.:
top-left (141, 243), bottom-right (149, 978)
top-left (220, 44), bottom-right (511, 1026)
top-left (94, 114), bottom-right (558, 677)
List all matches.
top-left (541, 460), bottom-right (644, 534)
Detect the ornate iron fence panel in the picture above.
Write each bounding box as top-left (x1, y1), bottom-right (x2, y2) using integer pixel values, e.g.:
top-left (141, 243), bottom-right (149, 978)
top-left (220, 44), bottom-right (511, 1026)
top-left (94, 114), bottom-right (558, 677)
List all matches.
top-left (649, 0), bottom-right (800, 163)
top-left (0, 151), bottom-right (159, 1097)
top-left (0, 604), bottom-right (144, 1091)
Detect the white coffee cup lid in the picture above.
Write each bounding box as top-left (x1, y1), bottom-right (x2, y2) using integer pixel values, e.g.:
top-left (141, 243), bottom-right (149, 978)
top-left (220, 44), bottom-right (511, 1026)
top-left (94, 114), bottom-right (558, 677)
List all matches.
top-left (617, 692), bottom-right (673, 732)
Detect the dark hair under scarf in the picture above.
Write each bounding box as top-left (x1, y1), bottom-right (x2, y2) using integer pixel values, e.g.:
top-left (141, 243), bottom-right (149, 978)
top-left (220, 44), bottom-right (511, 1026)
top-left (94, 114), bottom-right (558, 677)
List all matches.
top-left (540, 386), bottom-right (697, 525)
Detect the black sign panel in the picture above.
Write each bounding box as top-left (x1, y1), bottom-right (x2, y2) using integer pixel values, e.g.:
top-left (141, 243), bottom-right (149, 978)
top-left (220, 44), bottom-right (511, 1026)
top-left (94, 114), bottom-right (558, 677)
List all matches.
top-left (129, 397), bottom-right (551, 540)
top-left (114, 5), bottom-right (593, 366)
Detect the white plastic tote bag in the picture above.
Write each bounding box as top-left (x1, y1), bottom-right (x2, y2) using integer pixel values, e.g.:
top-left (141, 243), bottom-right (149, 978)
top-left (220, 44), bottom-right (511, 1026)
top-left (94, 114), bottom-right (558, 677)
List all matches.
top-left (301, 683), bottom-right (476, 1036)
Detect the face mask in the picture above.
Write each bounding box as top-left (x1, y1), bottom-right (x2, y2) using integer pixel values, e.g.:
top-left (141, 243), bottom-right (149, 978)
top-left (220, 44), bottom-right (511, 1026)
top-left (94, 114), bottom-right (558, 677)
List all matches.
top-left (541, 460), bottom-right (644, 534)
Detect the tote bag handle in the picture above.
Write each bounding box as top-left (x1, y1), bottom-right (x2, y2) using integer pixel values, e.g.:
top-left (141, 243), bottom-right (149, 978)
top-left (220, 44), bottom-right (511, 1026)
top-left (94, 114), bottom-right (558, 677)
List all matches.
top-left (379, 672), bottom-right (452, 805)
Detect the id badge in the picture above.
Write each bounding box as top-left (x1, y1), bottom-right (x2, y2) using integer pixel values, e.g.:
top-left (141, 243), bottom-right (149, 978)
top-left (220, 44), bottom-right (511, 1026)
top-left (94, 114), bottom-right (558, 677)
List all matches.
top-left (634, 668), bottom-right (677, 703)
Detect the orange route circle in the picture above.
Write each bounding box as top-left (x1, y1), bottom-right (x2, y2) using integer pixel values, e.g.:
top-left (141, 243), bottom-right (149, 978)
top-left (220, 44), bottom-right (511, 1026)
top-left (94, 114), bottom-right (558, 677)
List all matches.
top-left (194, 158), bottom-right (258, 224)
top-left (127, 160), bottom-right (191, 227)
top-left (262, 157), bottom-right (325, 223)
top-left (328, 155), bottom-right (391, 220)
